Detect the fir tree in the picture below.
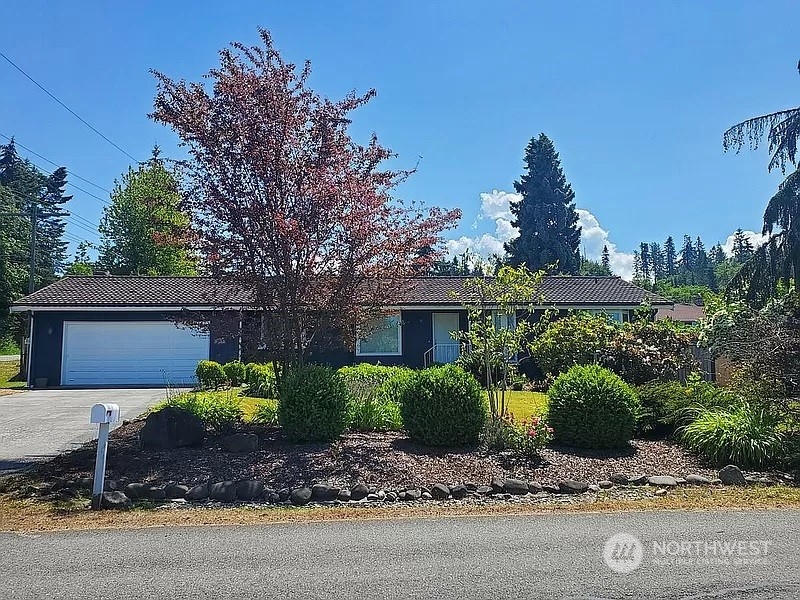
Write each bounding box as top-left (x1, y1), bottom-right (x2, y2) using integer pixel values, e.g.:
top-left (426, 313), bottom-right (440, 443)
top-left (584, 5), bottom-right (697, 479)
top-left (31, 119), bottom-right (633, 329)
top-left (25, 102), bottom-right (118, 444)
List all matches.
top-left (601, 244), bottom-right (610, 272)
top-left (505, 134), bottom-right (581, 273)
top-left (639, 242), bottom-right (651, 282)
top-left (731, 228), bottom-right (754, 263)
top-left (664, 236), bottom-right (677, 277)
top-left (650, 242), bottom-right (665, 281)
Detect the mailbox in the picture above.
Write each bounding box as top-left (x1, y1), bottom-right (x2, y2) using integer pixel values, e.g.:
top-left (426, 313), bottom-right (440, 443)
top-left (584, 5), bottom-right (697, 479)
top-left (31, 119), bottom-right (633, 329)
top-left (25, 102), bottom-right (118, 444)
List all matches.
top-left (90, 403), bottom-right (120, 424)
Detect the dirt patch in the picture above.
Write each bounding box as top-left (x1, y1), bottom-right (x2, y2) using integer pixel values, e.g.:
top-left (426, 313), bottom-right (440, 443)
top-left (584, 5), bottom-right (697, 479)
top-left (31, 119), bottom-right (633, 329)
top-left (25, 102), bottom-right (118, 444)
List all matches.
top-left (25, 420), bottom-right (718, 489)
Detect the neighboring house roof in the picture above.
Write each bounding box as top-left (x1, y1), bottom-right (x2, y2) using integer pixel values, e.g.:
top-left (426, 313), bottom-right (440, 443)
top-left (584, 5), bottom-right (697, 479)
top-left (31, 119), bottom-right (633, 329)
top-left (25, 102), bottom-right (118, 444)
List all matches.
top-left (655, 302), bottom-right (705, 324)
top-left (11, 274), bottom-right (671, 310)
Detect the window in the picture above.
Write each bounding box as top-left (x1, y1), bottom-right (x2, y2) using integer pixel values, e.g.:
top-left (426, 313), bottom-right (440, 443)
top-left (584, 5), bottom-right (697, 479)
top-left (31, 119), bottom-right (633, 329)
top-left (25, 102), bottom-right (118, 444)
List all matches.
top-left (492, 310), bottom-right (516, 330)
top-left (588, 309), bottom-right (624, 323)
top-left (356, 313), bottom-right (402, 356)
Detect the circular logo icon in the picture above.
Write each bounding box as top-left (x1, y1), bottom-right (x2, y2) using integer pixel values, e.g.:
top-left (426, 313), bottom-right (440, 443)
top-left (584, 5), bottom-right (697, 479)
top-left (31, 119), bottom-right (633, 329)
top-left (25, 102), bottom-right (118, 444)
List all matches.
top-left (603, 532), bottom-right (644, 574)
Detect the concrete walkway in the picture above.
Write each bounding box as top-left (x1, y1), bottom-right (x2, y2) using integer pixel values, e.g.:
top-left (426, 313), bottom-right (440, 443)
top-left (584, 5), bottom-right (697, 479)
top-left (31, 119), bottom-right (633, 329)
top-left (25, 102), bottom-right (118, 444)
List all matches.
top-left (0, 388), bottom-right (170, 473)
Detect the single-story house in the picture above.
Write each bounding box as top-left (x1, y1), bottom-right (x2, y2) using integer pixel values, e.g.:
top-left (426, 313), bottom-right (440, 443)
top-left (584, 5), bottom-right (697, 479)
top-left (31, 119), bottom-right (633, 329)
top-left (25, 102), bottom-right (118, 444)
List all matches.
top-left (12, 275), bottom-right (671, 387)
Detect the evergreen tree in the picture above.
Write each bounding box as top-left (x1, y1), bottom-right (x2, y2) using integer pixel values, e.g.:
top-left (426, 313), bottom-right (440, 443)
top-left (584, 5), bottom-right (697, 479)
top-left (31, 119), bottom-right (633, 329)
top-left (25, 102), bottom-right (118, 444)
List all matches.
top-left (505, 134), bottom-right (581, 273)
top-left (580, 257), bottom-right (611, 276)
top-left (633, 251), bottom-right (642, 281)
top-left (709, 244), bottom-right (726, 265)
top-left (601, 244), bottom-right (610, 272)
top-left (731, 228), bottom-right (754, 263)
top-left (99, 147), bottom-right (196, 275)
top-left (64, 241), bottom-right (95, 275)
top-left (695, 236), bottom-right (709, 285)
top-left (639, 242), bottom-right (651, 282)
top-left (650, 242), bottom-right (665, 281)
top-left (664, 236), bottom-right (677, 277)
top-left (679, 235), bottom-right (696, 273)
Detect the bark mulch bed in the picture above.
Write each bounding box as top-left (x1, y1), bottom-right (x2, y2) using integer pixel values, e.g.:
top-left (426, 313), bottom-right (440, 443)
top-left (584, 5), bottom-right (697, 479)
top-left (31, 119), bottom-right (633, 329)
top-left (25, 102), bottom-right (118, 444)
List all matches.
top-left (24, 420), bottom-right (718, 490)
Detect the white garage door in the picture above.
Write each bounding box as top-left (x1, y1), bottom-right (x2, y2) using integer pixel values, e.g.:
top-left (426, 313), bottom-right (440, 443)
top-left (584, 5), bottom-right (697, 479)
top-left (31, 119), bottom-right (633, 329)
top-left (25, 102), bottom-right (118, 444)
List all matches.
top-left (61, 321), bottom-right (210, 386)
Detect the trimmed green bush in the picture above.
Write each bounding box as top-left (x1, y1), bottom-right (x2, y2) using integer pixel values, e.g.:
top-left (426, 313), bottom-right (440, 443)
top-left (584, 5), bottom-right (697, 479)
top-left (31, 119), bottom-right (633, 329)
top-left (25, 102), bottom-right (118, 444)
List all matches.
top-left (400, 365), bottom-right (487, 446)
top-left (251, 399), bottom-right (279, 426)
top-left (161, 391), bottom-right (244, 433)
top-left (277, 364), bottom-right (349, 442)
top-left (223, 361), bottom-right (247, 386)
top-left (245, 363), bottom-right (277, 399)
top-left (679, 402), bottom-right (786, 468)
top-left (548, 364), bottom-right (639, 448)
top-left (195, 360), bottom-right (227, 389)
top-left (636, 380), bottom-right (736, 435)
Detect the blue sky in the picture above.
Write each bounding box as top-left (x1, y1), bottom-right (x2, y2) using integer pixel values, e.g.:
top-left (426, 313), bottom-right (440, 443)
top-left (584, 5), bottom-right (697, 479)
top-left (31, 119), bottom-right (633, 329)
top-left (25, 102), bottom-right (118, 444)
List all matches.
top-left (2, 1), bottom-right (797, 277)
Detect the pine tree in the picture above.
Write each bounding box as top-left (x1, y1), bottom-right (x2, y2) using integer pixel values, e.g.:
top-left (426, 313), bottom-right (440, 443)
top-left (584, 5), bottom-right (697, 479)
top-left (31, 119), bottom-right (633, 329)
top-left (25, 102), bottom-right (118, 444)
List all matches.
top-left (664, 236), bottom-right (677, 277)
top-left (695, 236), bottom-right (709, 286)
top-left (639, 242), bottom-right (651, 282)
top-left (650, 242), bottom-right (665, 281)
top-left (709, 244), bottom-right (726, 265)
top-left (731, 228), bottom-right (754, 263)
top-left (680, 235), bottom-right (696, 273)
top-left (601, 244), bottom-right (610, 272)
top-left (505, 134), bottom-right (581, 274)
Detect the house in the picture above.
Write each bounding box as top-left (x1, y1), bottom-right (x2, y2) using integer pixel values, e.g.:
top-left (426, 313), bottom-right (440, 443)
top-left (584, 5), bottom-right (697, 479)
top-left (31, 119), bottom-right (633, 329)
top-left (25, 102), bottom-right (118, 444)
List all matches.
top-left (11, 275), bottom-right (671, 387)
top-left (655, 302), bottom-right (705, 326)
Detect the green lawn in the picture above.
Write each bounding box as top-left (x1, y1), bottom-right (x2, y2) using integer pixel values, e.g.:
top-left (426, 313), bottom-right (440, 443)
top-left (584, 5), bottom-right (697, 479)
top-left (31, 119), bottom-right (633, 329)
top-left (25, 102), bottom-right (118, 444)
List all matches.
top-left (502, 390), bottom-right (549, 419)
top-left (161, 389), bottom-right (271, 422)
top-left (0, 361), bottom-right (25, 390)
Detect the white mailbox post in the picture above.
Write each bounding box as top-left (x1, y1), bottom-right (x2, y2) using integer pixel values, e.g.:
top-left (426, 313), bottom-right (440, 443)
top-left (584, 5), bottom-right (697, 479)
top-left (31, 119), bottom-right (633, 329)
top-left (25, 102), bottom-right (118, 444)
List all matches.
top-left (89, 403), bottom-right (120, 510)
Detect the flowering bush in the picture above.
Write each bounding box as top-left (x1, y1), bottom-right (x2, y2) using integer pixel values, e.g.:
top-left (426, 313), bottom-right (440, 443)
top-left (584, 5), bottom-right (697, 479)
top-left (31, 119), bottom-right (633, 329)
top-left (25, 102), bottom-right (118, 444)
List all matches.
top-left (485, 414), bottom-right (552, 458)
top-left (530, 311), bottom-right (618, 376)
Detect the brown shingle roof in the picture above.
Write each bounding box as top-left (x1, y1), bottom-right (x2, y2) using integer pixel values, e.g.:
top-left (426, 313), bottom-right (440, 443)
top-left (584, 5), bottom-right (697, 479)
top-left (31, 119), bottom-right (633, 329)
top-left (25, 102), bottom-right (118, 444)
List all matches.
top-left (12, 275), bottom-right (670, 309)
top-left (656, 303), bottom-right (705, 323)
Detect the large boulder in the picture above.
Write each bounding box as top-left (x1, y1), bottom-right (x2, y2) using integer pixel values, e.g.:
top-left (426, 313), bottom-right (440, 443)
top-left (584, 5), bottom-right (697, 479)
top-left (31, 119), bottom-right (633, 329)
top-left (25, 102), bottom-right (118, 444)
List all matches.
top-left (290, 487), bottom-right (312, 506)
top-left (139, 407), bottom-right (205, 450)
top-left (209, 481), bottom-right (237, 502)
top-left (236, 480), bottom-right (265, 501)
top-left (719, 465), bottom-right (747, 486)
top-left (100, 491), bottom-right (132, 510)
top-left (186, 484), bottom-right (209, 501)
top-left (311, 484), bottom-right (339, 501)
top-left (503, 479), bottom-right (529, 495)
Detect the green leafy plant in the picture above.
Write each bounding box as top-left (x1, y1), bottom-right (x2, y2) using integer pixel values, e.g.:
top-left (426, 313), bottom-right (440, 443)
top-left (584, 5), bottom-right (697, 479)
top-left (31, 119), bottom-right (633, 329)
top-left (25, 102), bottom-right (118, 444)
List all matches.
top-left (637, 378), bottom-right (736, 435)
top-left (347, 396), bottom-right (403, 431)
top-left (223, 361), bottom-right (247, 386)
top-left (277, 364), bottom-right (349, 442)
top-left (530, 311), bottom-right (618, 376)
top-left (485, 414), bottom-right (552, 458)
top-left (400, 364), bottom-right (488, 446)
top-left (548, 364), bottom-right (639, 448)
top-left (195, 360), bottom-right (227, 389)
top-left (160, 391), bottom-right (244, 433)
top-left (338, 364), bottom-right (408, 431)
top-left (245, 363), bottom-right (277, 399)
top-left (251, 399), bottom-right (279, 426)
top-left (679, 402), bottom-right (786, 468)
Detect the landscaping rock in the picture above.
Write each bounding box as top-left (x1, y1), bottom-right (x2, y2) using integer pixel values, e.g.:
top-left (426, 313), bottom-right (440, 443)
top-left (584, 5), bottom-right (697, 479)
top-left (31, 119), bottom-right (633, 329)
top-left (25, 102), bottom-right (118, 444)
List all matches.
top-left (609, 473), bottom-right (628, 485)
top-left (654, 488), bottom-right (668, 497)
top-left (377, 489), bottom-right (386, 500)
top-left (476, 485), bottom-right (493, 495)
top-left (236, 480), bottom-right (265, 501)
top-left (222, 433), bottom-right (259, 453)
top-left (164, 483), bottom-right (189, 499)
top-left (103, 479), bottom-right (119, 492)
top-left (490, 477), bottom-right (505, 494)
top-left (450, 484), bottom-right (468, 499)
top-left (598, 480), bottom-right (614, 489)
top-left (278, 488), bottom-right (290, 502)
top-left (542, 484), bottom-right (560, 494)
top-left (209, 481), bottom-right (237, 502)
top-left (336, 489), bottom-right (352, 502)
top-left (675, 478), bottom-right (687, 485)
top-left (404, 489), bottom-right (422, 501)
top-left (465, 482), bottom-right (478, 492)
top-left (648, 476), bottom-right (678, 487)
top-left (711, 478), bottom-right (723, 485)
top-left (100, 491), bottom-right (131, 510)
top-left (627, 474), bottom-right (648, 485)
top-left (124, 482), bottom-right (148, 499)
top-left (503, 479), bottom-right (529, 495)
top-left (385, 491), bottom-right (398, 502)
top-left (350, 483), bottom-right (369, 501)
top-left (311, 484), bottom-right (339, 501)
top-left (267, 492), bottom-right (280, 504)
top-left (685, 474), bottom-right (712, 485)
top-left (528, 481), bottom-right (543, 494)
top-left (144, 485), bottom-right (167, 500)
top-left (558, 480), bottom-right (589, 494)
top-left (588, 484), bottom-right (601, 493)
top-left (76, 476), bottom-right (93, 490)
top-left (431, 483), bottom-right (451, 500)
top-left (290, 487), bottom-right (312, 506)
top-left (421, 491), bottom-right (433, 500)
top-left (367, 493), bottom-right (381, 501)
top-left (139, 406), bottom-right (205, 450)
top-left (719, 465), bottom-right (747, 486)
top-left (186, 484), bottom-right (209, 501)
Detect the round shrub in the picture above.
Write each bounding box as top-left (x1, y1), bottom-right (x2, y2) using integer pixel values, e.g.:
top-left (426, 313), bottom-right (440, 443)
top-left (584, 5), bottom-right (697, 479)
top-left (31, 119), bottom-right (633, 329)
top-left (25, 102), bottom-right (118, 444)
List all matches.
top-left (548, 364), bottom-right (639, 448)
top-left (223, 361), bottom-right (247, 386)
top-left (245, 363), bottom-right (277, 398)
top-left (277, 364), bottom-right (349, 442)
top-left (400, 365), bottom-right (487, 446)
top-left (195, 360), bottom-right (227, 389)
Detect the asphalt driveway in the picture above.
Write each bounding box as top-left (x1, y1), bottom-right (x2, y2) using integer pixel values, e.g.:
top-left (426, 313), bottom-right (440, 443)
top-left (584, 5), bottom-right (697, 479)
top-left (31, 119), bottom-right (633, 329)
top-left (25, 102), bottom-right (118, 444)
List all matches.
top-left (0, 388), bottom-right (170, 474)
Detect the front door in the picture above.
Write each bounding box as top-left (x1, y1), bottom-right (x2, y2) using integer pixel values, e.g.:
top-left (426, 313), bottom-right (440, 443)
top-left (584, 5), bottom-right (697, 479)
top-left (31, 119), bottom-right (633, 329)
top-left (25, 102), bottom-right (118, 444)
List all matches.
top-left (432, 312), bottom-right (460, 363)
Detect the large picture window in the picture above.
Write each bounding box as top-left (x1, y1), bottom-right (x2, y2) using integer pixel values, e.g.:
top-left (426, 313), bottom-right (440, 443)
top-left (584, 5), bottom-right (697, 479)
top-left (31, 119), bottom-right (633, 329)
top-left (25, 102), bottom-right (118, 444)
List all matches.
top-left (356, 313), bottom-right (402, 356)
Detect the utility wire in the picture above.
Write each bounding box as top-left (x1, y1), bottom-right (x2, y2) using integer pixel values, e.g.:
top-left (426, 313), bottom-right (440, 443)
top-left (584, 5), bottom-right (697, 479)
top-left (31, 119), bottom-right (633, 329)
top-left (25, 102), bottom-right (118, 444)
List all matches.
top-left (0, 50), bottom-right (140, 163)
top-left (0, 133), bottom-right (111, 194)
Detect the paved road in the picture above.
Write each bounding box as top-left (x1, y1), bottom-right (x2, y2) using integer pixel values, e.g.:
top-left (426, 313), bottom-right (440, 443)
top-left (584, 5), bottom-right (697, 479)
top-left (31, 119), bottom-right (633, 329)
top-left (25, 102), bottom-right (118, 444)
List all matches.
top-left (0, 388), bottom-right (170, 473)
top-left (1, 510), bottom-right (797, 599)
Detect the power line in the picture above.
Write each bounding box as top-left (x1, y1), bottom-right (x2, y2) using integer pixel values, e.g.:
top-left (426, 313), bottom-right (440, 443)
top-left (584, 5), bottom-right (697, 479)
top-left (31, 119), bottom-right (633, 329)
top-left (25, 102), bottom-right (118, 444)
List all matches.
top-left (0, 133), bottom-right (111, 194)
top-left (0, 50), bottom-right (140, 163)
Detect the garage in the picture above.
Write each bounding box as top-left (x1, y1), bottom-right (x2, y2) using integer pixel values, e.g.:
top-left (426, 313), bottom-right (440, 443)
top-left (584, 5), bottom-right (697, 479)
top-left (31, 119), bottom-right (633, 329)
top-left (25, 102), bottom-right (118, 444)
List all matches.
top-left (60, 321), bottom-right (210, 386)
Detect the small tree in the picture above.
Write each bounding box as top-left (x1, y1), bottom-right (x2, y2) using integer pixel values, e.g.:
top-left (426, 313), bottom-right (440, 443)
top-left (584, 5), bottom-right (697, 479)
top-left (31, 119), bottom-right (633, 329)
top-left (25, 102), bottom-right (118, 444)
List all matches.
top-left (457, 265), bottom-right (543, 419)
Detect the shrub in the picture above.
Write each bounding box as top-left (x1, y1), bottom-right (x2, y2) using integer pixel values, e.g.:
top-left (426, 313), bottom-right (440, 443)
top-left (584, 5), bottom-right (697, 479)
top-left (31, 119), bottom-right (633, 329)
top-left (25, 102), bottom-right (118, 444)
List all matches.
top-left (530, 312), bottom-right (618, 376)
top-left (636, 379), bottom-right (736, 435)
top-left (347, 396), bottom-right (403, 431)
top-left (277, 364), bottom-right (349, 442)
top-left (484, 414), bottom-right (552, 459)
top-left (223, 361), bottom-right (247, 386)
top-left (251, 399), bottom-right (279, 426)
top-left (161, 391), bottom-right (244, 433)
top-left (679, 402), bottom-right (786, 468)
top-left (455, 349), bottom-right (505, 388)
top-left (245, 363), bottom-right (277, 399)
top-left (400, 365), bottom-right (487, 446)
top-left (338, 364), bottom-right (414, 404)
top-left (548, 364), bottom-right (639, 448)
top-left (195, 360), bottom-right (227, 389)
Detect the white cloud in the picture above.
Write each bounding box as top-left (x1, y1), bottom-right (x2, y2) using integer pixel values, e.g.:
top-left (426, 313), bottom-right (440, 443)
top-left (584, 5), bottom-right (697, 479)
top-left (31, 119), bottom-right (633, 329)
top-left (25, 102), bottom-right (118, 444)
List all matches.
top-left (720, 230), bottom-right (770, 257)
top-left (446, 190), bottom-right (635, 279)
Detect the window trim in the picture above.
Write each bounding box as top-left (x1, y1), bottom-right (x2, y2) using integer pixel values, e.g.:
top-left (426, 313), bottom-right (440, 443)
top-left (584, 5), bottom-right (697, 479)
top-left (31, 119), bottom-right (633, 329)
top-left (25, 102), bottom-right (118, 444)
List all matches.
top-left (355, 312), bottom-right (403, 357)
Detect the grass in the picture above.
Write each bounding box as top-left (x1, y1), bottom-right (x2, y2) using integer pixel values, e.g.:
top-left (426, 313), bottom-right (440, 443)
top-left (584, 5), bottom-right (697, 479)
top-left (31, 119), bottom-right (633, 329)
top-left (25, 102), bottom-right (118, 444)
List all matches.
top-left (0, 360), bottom-right (25, 390)
top-left (161, 388), bottom-right (271, 423)
top-left (503, 390), bottom-right (549, 419)
top-left (1, 485), bottom-right (798, 532)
